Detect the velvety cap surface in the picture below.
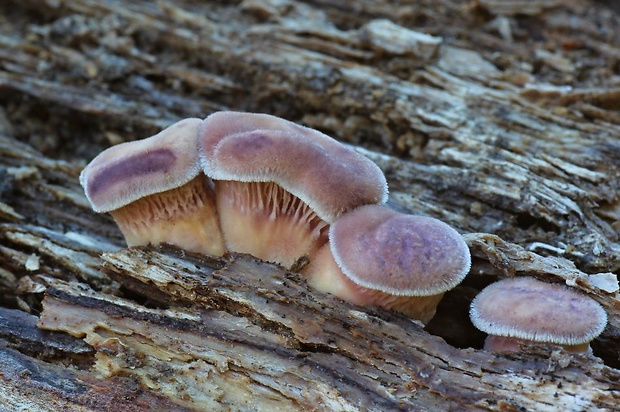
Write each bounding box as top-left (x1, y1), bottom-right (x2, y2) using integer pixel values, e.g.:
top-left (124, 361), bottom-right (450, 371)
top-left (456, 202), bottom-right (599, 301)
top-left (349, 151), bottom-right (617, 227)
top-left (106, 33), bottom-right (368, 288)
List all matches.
top-left (80, 118), bottom-right (203, 212)
top-left (201, 113), bottom-right (388, 222)
top-left (330, 205), bottom-right (471, 296)
top-left (199, 111), bottom-right (305, 166)
top-left (470, 277), bottom-right (608, 345)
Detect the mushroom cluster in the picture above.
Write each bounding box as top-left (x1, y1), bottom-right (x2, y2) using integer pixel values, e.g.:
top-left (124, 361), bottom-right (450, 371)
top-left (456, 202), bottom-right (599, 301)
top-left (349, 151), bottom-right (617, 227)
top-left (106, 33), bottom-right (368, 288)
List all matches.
top-left (81, 112), bottom-right (609, 350)
top-left (81, 111), bottom-right (472, 323)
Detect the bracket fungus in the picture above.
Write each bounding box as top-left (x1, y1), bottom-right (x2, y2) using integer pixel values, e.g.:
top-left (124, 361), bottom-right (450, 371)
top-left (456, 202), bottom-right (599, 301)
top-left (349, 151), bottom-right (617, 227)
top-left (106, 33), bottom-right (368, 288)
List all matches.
top-left (198, 111), bottom-right (388, 268)
top-left (80, 118), bottom-right (225, 255)
top-left (303, 205), bottom-right (471, 324)
top-left (469, 277), bottom-right (608, 353)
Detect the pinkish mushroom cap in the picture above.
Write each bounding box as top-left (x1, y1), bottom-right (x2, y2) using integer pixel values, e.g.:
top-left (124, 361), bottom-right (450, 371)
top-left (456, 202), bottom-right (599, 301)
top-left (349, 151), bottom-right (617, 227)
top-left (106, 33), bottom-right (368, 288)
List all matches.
top-left (81, 118), bottom-right (203, 213)
top-left (470, 277), bottom-right (608, 352)
top-left (199, 112), bottom-right (388, 222)
top-left (331, 205), bottom-right (471, 296)
top-left (80, 118), bottom-right (225, 255)
top-left (199, 111), bottom-right (308, 170)
top-left (303, 205), bottom-right (471, 323)
top-left (208, 129), bottom-right (388, 222)
top-left (197, 111), bottom-right (388, 267)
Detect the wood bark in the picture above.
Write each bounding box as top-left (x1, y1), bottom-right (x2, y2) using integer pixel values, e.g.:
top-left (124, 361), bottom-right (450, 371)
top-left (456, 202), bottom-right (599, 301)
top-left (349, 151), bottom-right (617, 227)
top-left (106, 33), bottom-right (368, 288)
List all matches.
top-left (0, 0), bottom-right (619, 410)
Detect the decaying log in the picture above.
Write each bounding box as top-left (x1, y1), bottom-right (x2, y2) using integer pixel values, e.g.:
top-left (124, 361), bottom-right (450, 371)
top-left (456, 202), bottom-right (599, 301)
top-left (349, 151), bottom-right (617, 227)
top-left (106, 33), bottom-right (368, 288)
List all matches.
top-left (0, 113), bottom-right (618, 411)
top-left (1, 0), bottom-right (619, 410)
top-left (31, 247), bottom-right (618, 411)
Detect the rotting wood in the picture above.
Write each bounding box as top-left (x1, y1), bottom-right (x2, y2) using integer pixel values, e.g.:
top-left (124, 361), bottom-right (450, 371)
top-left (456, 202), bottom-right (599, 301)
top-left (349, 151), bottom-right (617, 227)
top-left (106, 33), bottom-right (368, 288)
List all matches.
top-left (35, 248), bottom-right (620, 411)
top-left (0, 122), bottom-right (618, 410)
top-left (1, 0), bottom-right (619, 410)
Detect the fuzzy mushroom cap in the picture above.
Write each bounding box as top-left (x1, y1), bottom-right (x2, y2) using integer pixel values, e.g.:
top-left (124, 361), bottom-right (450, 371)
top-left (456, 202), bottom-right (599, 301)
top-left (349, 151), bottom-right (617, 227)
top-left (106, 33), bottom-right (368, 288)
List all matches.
top-left (470, 277), bottom-right (608, 346)
top-left (199, 111), bottom-right (307, 165)
top-left (79, 118), bottom-right (226, 256)
top-left (330, 205), bottom-right (471, 296)
top-left (206, 130), bottom-right (387, 222)
top-left (199, 112), bottom-right (388, 222)
top-left (80, 118), bottom-right (203, 213)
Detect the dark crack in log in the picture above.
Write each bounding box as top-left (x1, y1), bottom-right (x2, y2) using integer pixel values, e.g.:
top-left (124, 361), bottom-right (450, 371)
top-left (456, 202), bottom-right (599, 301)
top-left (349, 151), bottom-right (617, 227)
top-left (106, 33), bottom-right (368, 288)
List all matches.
top-left (0, 343), bottom-right (200, 412)
top-left (0, 306), bottom-right (93, 363)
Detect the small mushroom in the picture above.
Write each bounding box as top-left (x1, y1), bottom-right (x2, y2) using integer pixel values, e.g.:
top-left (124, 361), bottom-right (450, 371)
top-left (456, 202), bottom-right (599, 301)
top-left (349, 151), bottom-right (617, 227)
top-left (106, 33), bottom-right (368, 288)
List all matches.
top-left (80, 118), bottom-right (225, 255)
top-left (303, 205), bottom-right (471, 323)
top-left (469, 277), bottom-right (608, 353)
top-left (198, 111), bottom-right (388, 268)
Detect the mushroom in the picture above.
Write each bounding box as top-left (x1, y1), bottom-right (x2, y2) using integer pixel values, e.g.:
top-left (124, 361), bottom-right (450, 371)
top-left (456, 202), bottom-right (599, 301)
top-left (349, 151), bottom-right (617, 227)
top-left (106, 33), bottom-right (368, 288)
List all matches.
top-left (302, 205), bottom-right (471, 323)
top-left (198, 111), bottom-right (388, 268)
top-left (469, 277), bottom-right (608, 353)
top-left (80, 118), bottom-right (225, 255)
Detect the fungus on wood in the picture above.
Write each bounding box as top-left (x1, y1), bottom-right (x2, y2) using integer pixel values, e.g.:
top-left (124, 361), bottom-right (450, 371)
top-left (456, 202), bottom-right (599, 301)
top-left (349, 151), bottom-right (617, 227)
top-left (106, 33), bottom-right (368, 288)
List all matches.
top-left (199, 111), bottom-right (388, 268)
top-left (0, 0), bottom-right (619, 410)
top-left (470, 276), bottom-right (608, 353)
top-left (80, 118), bottom-right (225, 256)
top-left (303, 204), bottom-right (471, 324)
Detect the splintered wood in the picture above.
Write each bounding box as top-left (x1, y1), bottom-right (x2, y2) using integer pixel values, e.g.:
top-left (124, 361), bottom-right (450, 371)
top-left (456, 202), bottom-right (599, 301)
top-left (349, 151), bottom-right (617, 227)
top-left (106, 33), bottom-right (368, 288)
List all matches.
top-left (34, 248), bottom-right (620, 411)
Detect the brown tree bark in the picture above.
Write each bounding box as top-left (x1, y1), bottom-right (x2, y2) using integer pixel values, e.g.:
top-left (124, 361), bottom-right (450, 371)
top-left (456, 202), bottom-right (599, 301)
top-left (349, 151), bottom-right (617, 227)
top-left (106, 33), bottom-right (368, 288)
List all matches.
top-left (1, 0), bottom-right (619, 410)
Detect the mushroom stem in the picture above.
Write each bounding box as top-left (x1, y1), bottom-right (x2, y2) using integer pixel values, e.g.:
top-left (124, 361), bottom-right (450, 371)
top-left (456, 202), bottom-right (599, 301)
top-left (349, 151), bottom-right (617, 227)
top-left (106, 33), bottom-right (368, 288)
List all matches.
top-left (111, 175), bottom-right (225, 255)
top-left (483, 335), bottom-right (592, 353)
top-left (215, 180), bottom-right (329, 268)
top-left (304, 244), bottom-right (444, 324)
